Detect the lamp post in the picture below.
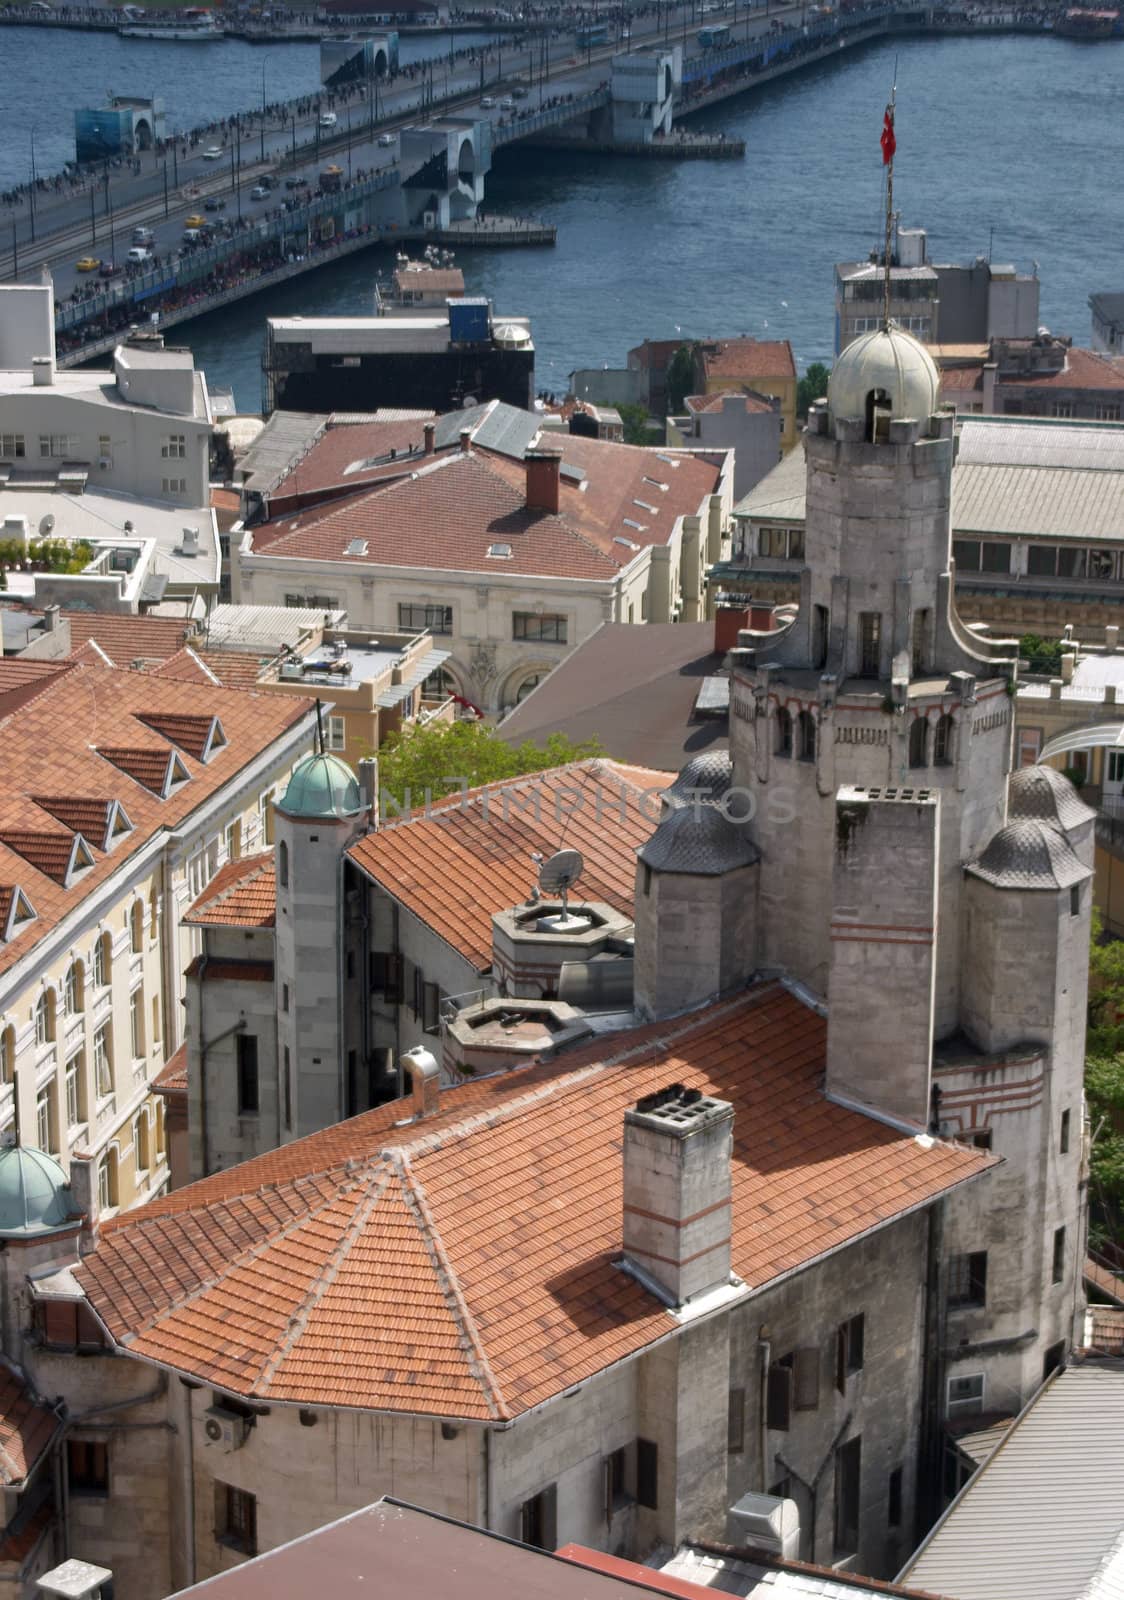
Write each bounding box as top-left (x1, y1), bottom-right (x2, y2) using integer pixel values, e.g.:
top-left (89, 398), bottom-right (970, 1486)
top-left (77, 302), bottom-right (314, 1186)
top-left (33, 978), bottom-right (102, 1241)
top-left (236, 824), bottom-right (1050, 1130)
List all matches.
top-left (261, 63), bottom-right (267, 162)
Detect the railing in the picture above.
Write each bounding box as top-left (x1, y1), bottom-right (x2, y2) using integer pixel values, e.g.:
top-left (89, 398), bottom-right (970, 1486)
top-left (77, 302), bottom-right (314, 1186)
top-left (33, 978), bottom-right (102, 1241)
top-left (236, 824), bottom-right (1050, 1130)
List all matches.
top-left (492, 88), bottom-right (609, 147)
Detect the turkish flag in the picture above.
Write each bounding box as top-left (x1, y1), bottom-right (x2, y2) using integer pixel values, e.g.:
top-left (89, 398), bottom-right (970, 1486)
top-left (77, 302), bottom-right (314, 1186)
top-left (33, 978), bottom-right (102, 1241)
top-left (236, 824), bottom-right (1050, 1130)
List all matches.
top-left (881, 108), bottom-right (896, 166)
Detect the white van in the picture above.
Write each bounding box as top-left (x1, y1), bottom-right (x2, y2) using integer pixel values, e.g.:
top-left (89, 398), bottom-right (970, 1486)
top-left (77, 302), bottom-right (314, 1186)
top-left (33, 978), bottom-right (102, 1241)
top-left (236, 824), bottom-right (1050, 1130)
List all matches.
top-left (126, 245), bottom-right (153, 265)
top-left (319, 112), bottom-right (338, 129)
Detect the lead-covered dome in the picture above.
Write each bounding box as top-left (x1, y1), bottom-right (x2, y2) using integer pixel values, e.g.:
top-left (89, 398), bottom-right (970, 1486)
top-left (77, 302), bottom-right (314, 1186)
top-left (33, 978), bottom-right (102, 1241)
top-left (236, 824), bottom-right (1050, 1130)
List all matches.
top-left (966, 819), bottom-right (1088, 891)
top-left (828, 324), bottom-right (940, 424)
top-left (0, 1145), bottom-right (72, 1237)
top-left (638, 803), bottom-right (760, 877)
top-left (1008, 764), bottom-right (1095, 832)
top-left (279, 753), bottom-right (362, 819)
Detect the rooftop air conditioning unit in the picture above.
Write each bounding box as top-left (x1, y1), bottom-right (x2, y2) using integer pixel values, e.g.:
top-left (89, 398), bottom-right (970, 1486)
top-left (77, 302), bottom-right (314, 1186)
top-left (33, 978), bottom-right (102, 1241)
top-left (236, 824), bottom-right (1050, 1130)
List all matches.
top-left (727, 1491), bottom-right (800, 1559)
top-left (203, 1404), bottom-right (250, 1453)
top-left (178, 527), bottom-right (200, 557)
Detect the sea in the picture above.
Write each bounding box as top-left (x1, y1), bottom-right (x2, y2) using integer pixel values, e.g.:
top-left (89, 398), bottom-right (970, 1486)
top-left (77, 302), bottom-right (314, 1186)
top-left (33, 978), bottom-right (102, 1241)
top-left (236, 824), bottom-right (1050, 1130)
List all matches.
top-left (2, 24), bottom-right (1122, 410)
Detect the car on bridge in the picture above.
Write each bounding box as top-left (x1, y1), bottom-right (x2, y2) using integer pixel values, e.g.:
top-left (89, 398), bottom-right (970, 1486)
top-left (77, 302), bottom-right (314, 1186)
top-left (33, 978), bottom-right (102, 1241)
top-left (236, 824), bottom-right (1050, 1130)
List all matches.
top-left (202, 145), bottom-right (224, 160)
top-left (319, 112), bottom-right (338, 129)
top-left (76, 257), bottom-right (100, 273)
top-left (378, 132), bottom-right (395, 147)
top-left (185, 214), bottom-right (207, 228)
top-left (98, 261), bottom-right (122, 278)
top-left (250, 184), bottom-right (271, 200)
top-left (284, 176), bottom-right (306, 189)
top-left (132, 226), bottom-right (154, 246)
top-left (204, 195), bottom-right (226, 212)
top-left (481, 95), bottom-right (496, 107)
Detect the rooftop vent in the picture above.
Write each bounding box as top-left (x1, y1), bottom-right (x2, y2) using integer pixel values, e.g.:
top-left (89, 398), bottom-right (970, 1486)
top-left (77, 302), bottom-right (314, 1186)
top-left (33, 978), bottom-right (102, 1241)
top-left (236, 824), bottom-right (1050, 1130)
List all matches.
top-left (177, 527), bottom-right (200, 557)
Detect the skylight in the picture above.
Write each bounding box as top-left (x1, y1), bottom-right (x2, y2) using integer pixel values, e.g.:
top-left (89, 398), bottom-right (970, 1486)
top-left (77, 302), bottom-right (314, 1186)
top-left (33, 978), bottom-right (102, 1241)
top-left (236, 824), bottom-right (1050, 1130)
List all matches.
top-left (487, 542), bottom-right (513, 559)
top-left (346, 539), bottom-right (369, 557)
top-left (614, 536), bottom-right (641, 550)
top-left (655, 454), bottom-right (681, 468)
top-left (642, 475), bottom-right (669, 491)
top-left (633, 499), bottom-right (659, 515)
top-left (622, 518), bottom-right (646, 532)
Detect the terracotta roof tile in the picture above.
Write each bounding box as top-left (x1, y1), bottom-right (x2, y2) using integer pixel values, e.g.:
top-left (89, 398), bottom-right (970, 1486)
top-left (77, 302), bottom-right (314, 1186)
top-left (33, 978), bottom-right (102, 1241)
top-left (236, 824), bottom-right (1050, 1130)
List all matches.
top-left (0, 660), bottom-right (74, 717)
top-left (0, 830), bottom-right (77, 885)
top-left (76, 984), bottom-right (994, 1420)
top-left (198, 650), bottom-right (275, 690)
top-left (29, 796), bottom-right (119, 848)
top-left (684, 392), bottom-right (776, 415)
top-left (699, 338), bottom-right (796, 382)
top-left (146, 647), bottom-right (221, 687)
top-left (0, 1363), bottom-right (61, 1489)
top-left (95, 745), bottom-right (177, 796)
top-left (348, 759), bottom-right (671, 969)
top-left (153, 1042), bottom-right (188, 1097)
top-left (185, 853), bottom-right (275, 928)
top-left (61, 610), bottom-right (195, 662)
top-left (137, 712), bottom-right (219, 761)
top-left (1001, 347), bottom-right (1124, 392)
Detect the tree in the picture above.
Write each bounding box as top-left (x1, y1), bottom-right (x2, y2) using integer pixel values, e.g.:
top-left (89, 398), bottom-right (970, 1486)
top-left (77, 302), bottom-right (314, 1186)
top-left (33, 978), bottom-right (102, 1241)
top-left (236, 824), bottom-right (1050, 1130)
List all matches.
top-left (375, 719), bottom-right (604, 813)
top-left (617, 402), bottom-right (655, 446)
top-left (1019, 632), bottom-right (1065, 675)
top-left (1086, 909), bottom-right (1124, 1250)
top-left (796, 362), bottom-right (830, 419)
top-left (665, 343), bottom-right (697, 414)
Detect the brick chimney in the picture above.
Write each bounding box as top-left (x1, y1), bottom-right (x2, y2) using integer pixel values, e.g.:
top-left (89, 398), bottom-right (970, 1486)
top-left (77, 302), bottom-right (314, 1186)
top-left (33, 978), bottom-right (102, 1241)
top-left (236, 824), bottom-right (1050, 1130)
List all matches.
top-left (459, 427), bottom-right (473, 456)
top-left (713, 604), bottom-right (750, 653)
top-left (525, 447), bottom-right (562, 515)
top-left (423, 422), bottom-right (436, 456)
top-left (622, 1084), bottom-right (734, 1306)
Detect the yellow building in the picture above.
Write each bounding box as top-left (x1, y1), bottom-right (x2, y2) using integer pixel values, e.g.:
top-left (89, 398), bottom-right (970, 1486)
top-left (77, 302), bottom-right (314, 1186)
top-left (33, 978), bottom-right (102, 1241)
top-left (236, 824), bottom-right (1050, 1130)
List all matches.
top-left (0, 656), bottom-right (315, 1216)
top-left (695, 336), bottom-right (798, 451)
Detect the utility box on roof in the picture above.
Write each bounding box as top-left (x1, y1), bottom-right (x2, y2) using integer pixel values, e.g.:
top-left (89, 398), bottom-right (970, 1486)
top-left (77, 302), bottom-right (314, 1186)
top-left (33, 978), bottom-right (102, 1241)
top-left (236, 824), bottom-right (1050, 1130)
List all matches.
top-left (448, 297), bottom-right (490, 345)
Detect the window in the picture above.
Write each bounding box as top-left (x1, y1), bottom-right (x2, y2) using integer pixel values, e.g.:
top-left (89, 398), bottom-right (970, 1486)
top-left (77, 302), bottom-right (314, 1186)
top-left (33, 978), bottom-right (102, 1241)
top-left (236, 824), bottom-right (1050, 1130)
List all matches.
top-left (793, 1346), bottom-right (820, 1410)
top-left (520, 1484), bottom-right (557, 1550)
top-left (758, 524), bottom-right (801, 560)
top-left (636, 1438), bottom-right (658, 1510)
top-left (134, 1110), bottom-right (150, 1173)
top-left (149, 886), bottom-right (158, 939)
top-left (282, 984), bottom-right (290, 1014)
top-left (97, 434), bottom-right (112, 466)
top-left (36, 1087), bottom-right (53, 1153)
top-left (911, 609), bottom-right (931, 675)
top-left (1027, 544), bottom-right (1058, 577)
top-left (94, 1023), bottom-right (113, 1100)
top-left (1052, 1225), bottom-right (1066, 1284)
top-left (948, 1251), bottom-right (988, 1309)
top-left (216, 1484), bottom-right (257, 1556)
top-left (0, 1025), bottom-right (12, 1084)
top-left (155, 1099), bottom-right (166, 1158)
top-left (68, 1439), bottom-right (109, 1496)
top-left (398, 603), bottom-right (452, 635)
top-left (833, 1436), bottom-right (861, 1558)
top-left (813, 605), bottom-right (829, 670)
top-left (775, 707), bottom-right (793, 758)
top-left (35, 989), bottom-right (55, 1046)
top-left (947, 1373), bottom-right (984, 1418)
top-left (98, 1149), bottom-right (118, 1212)
top-left (161, 477), bottom-right (187, 496)
top-left (65, 1051), bottom-right (85, 1130)
top-left (130, 988), bottom-right (144, 1060)
top-left (797, 710), bottom-right (816, 763)
top-left (728, 1388), bottom-right (745, 1453)
top-left (1043, 1340), bottom-right (1066, 1381)
top-left (605, 1446), bottom-right (630, 1518)
top-left (161, 434), bottom-right (187, 459)
top-left (1052, 401), bottom-right (1074, 419)
top-left (953, 539), bottom-right (1012, 575)
top-left (858, 612), bottom-right (881, 677)
top-left (279, 840), bottom-right (289, 890)
top-left (39, 434), bottom-right (78, 458)
top-left (93, 931), bottom-right (111, 988)
top-left (1060, 1108), bottom-right (1071, 1154)
top-left (0, 433), bottom-right (26, 459)
top-left (327, 715), bottom-right (346, 752)
top-left (63, 961), bottom-right (83, 1016)
top-left (909, 717), bottom-right (928, 769)
top-left (260, 790), bottom-right (275, 847)
top-left (971, 1129), bottom-right (993, 1151)
top-left (516, 672), bottom-right (547, 703)
top-left (130, 900), bottom-right (143, 953)
top-left (237, 1034), bottom-right (259, 1115)
top-left (934, 713), bottom-right (955, 767)
top-left (888, 1466), bottom-right (903, 1529)
top-left (1095, 403), bottom-right (1121, 421)
top-left (225, 820), bottom-right (242, 862)
top-left (152, 995), bottom-right (161, 1045)
top-left (1109, 751), bottom-right (1124, 786)
top-left (835, 1314), bottom-right (864, 1391)
top-left (513, 612), bottom-right (568, 644)
top-left (767, 1360), bottom-right (792, 1431)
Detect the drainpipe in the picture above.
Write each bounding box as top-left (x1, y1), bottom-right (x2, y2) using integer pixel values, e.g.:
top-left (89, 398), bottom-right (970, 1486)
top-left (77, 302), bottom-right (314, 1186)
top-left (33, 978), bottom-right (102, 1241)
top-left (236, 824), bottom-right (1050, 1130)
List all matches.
top-left (757, 1330), bottom-right (771, 1493)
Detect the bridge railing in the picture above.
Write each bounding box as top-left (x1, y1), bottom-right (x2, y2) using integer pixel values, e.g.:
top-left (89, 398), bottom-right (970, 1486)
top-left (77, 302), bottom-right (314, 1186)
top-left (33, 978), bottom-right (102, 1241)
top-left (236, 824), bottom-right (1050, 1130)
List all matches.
top-left (492, 88), bottom-right (609, 147)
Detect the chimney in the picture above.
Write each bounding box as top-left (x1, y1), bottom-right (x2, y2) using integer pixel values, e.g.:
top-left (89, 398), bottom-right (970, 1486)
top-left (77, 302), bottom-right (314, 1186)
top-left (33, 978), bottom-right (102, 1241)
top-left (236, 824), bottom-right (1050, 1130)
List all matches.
top-left (32, 355), bottom-right (54, 387)
top-left (358, 755), bottom-right (379, 826)
top-left (402, 1045), bottom-right (440, 1119)
top-left (459, 427), bottom-right (473, 455)
top-left (622, 1084), bottom-right (734, 1307)
top-left (1061, 652), bottom-right (1076, 684)
top-left (525, 447), bottom-right (562, 515)
top-left (67, 1152), bottom-right (99, 1247)
top-left (713, 604), bottom-right (750, 653)
top-left (1106, 624), bottom-right (1119, 655)
top-left (423, 422), bottom-right (436, 456)
top-left (43, 604), bottom-right (60, 634)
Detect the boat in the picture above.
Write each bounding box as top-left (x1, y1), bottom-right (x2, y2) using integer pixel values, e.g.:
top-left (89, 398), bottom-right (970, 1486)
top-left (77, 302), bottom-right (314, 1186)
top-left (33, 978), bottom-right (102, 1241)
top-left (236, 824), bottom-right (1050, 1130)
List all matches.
top-left (374, 247), bottom-right (464, 314)
top-left (1053, 7), bottom-right (1118, 36)
top-left (118, 11), bottom-right (224, 39)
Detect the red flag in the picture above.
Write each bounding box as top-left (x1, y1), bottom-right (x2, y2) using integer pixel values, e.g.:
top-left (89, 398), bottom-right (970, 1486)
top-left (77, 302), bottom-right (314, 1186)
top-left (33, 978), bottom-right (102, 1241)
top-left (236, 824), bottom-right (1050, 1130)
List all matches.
top-left (881, 107), bottom-right (896, 166)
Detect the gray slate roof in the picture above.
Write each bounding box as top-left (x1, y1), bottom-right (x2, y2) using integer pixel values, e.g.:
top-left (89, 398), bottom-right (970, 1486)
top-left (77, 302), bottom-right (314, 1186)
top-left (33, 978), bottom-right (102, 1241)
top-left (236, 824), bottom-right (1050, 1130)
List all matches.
top-left (1008, 765), bottom-right (1096, 831)
top-left (639, 802), bottom-right (759, 876)
top-left (901, 1358), bottom-right (1124, 1600)
top-left (967, 818), bottom-right (1089, 890)
top-left (665, 751), bottom-right (734, 808)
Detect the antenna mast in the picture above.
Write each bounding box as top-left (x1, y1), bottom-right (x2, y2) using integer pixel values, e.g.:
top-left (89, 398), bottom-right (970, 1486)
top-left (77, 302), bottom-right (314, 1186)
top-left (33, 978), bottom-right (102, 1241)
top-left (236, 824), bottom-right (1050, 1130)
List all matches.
top-left (315, 697), bottom-right (325, 755)
top-left (881, 71), bottom-right (898, 330)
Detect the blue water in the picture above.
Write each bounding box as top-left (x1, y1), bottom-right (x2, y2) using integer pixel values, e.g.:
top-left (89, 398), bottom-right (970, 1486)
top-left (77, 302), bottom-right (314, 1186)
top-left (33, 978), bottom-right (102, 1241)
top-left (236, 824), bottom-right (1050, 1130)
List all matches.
top-left (3, 25), bottom-right (1122, 408)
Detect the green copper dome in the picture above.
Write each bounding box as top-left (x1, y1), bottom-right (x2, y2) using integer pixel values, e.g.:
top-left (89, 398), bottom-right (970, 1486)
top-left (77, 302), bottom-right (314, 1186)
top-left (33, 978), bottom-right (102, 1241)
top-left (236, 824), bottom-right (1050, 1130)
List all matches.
top-left (279, 752), bottom-right (362, 819)
top-left (0, 1145), bottom-right (73, 1237)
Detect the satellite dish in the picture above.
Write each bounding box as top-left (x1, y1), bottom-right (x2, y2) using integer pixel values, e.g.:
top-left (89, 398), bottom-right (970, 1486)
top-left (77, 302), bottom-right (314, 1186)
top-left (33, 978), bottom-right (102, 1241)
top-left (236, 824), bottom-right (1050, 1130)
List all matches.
top-left (539, 848), bottom-right (584, 915)
top-left (39, 514), bottom-right (54, 535)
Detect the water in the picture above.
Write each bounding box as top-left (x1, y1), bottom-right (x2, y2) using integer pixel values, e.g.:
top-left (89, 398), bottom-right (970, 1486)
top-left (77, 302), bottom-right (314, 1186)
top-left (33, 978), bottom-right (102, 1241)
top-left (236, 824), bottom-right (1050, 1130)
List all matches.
top-left (4, 25), bottom-right (1123, 408)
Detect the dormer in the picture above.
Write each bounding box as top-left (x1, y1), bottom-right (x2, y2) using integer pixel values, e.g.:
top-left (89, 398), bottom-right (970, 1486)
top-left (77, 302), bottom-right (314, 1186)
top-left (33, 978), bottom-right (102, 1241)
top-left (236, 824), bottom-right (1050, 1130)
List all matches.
top-left (96, 746), bottom-right (191, 799)
top-left (30, 797), bottom-right (134, 852)
top-left (0, 887), bottom-right (36, 942)
top-left (0, 830), bottom-right (96, 888)
top-left (137, 712), bottom-right (227, 763)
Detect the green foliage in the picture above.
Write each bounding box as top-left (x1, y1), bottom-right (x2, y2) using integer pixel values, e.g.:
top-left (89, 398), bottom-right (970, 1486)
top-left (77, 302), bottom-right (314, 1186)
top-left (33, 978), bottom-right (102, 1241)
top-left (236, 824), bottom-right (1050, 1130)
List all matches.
top-left (1020, 632), bottom-right (1065, 675)
top-left (796, 361), bottom-right (831, 418)
top-left (617, 402), bottom-right (655, 446)
top-left (1086, 910), bottom-right (1124, 1249)
top-left (376, 719), bottom-right (604, 812)
top-left (665, 343), bottom-right (697, 414)
top-left (0, 537), bottom-right (94, 574)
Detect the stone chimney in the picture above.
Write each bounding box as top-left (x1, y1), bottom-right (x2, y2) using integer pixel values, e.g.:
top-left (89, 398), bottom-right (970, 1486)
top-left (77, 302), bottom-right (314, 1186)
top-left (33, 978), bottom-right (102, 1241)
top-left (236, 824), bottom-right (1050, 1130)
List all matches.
top-left (622, 1084), bottom-right (734, 1306)
top-left (525, 447), bottom-right (562, 515)
top-left (423, 422), bottom-right (436, 456)
top-left (67, 1152), bottom-right (99, 1248)
top-left (1106, 624), bottom-right (1119, 655)
top-left (403, 1045), bottom-right (440, 1119)
top-left (43, 604), bottom-right (60, 633)
top-left (459, 427), bottom-right (473, 455)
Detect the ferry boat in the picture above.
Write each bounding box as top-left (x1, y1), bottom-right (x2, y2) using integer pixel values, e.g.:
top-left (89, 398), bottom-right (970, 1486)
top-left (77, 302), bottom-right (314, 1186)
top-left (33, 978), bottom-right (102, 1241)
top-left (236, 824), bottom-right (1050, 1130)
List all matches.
top-left (1053, 7), bottom-right (1118, 36)
top-left (118, 10), bottom-right (224, 39)
top-left (374, 248), bottom-right (465, 314)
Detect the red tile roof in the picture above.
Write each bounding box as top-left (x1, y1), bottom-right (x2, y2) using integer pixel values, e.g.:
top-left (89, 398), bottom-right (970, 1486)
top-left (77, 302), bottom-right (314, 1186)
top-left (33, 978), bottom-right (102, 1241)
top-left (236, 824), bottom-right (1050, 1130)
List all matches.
top-left (0, 1362), bottom-right (61, 1489)
top-left (30, 796), bottom-right (119, 848)
top-left (137, 712), bottom-right (219, 761)
top-left (153, 1042), bottom-right (188, 1098)
top-left (940, 366), bottom-right (985, 396)
top-left (699, 338), bottom-right (796, 383)
top-left (185, 853), bottom-right (275, 928)
top-left (1000, 347), bottom-right (1124, 391)
top-left (684, 392), bottom-right (775, 415)
top-left (146, 647), bottom-right (221, 687)
top-left (348, 760), bottom-right (671, 970)
top-left (60, 610), bottom-right (196, 662)
top-left (0, 663), bottom-right (313, 976)
top-left (76, 984), bottom-right (993, 1420)
top-left (0, 660), bottom-right (74, 717)
top-left (269, 418), bottom-right (434, 502)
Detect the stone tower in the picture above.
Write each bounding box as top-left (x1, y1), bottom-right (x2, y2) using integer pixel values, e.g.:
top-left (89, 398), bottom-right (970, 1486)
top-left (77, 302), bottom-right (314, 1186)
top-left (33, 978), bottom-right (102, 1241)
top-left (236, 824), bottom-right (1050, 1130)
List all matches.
top-left (273, 751), bottom-right (367, 1141)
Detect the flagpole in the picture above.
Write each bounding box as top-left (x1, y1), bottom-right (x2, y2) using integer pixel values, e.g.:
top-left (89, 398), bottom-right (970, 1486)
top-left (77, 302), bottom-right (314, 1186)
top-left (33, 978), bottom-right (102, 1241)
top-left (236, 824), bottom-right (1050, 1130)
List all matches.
top-left (882, 80), bottom-right (896, 330)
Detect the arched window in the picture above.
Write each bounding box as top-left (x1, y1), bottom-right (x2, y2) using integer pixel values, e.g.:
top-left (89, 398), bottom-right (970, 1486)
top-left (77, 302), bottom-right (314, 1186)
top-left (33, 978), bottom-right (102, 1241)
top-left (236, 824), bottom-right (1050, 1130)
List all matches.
top-left (97, 1147), bottom-right (119, 1213)
top-left (515, 672), bottom-right (547, 704)
top-left (278, 840), bottom-right (289, 890)
top-left (149, 885), bottom-right (159, 940)
top-left (0, 1025), bottom-right (13, 1085)
top-left (155, 1099), bottom-right (166, 1158)
top-left (93, 931), bottom-right (112, 989)
top-left (775, 707), bottom-right (793, 758)
top-left (130, 901), bottom-right (143, 954)
top-left (133, 1110), bottom-right (150, 1175)
top-left (934, 713), bottom-right (955, 767)
top-left (35, 990), bottom-right (55, 1047)
top-left (64, 960), bottom-right (84, 1016)
top-left (798, 711), bottom-right (816, 763)
top-left (909, 717), bottom-right (929, 770)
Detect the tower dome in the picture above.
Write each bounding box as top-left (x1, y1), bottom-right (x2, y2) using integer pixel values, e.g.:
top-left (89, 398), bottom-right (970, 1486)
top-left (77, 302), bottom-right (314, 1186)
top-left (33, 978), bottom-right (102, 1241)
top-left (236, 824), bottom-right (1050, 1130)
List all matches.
top-left (1008, 764), bottom-right (1096, 832)
top-left (828, 324), bottom-right (940, 424)
top-left (639, 803), bottom-right (759, 876)
top-left (966, 818), bottom-right (1088, 891)
top-left (664, 751), bottom-right (734, 811)
top-left (278, 752), bottom-right (362, 819)
top-left (0, 1145), bottom-right (72, 1237)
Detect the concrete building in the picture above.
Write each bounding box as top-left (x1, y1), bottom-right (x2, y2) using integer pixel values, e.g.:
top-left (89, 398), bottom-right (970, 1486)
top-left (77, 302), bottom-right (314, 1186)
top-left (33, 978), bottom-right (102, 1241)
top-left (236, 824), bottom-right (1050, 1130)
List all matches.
top-left (692, 340), bottom-right (797, 453)
top-left (1090, 291), bottom-right (1124, 355)
top-left (667, 392), bottom-right (784, 499)
top-left (941, 336), bottom-right (1124, 422)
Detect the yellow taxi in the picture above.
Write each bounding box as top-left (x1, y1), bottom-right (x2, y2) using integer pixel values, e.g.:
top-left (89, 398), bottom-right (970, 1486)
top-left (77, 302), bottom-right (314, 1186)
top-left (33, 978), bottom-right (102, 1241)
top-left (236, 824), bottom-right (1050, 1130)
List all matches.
top-left (76, 256), bottom-right (101, 273)
top-left (185, 214), bottom-right (207, 229)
